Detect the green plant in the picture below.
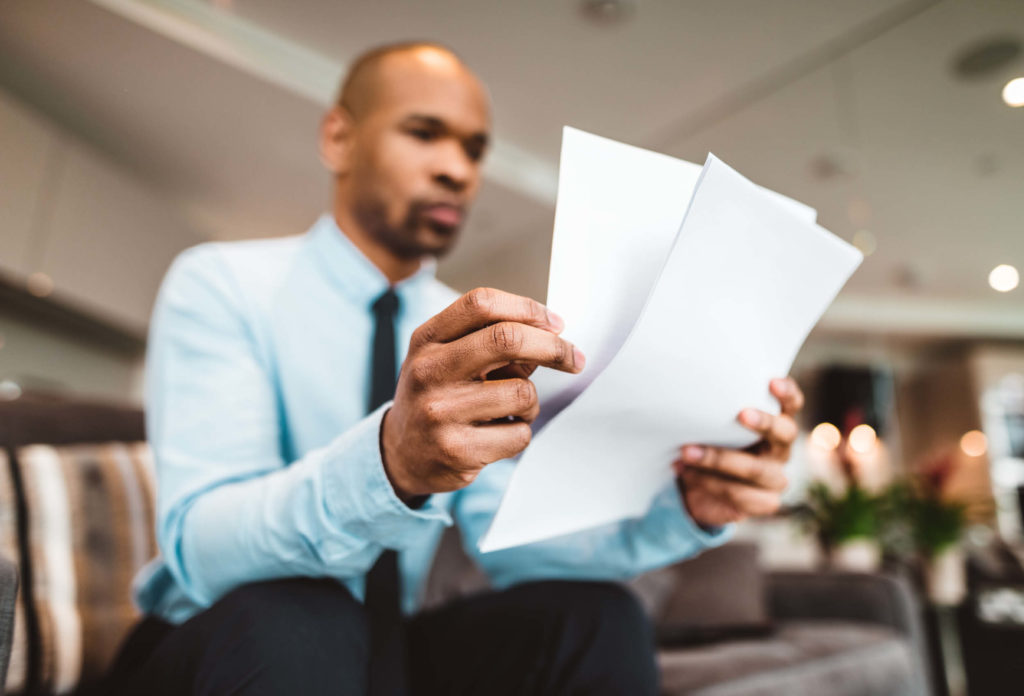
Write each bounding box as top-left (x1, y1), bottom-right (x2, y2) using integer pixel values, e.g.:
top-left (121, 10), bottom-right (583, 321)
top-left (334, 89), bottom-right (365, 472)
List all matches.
top-left (909, 494), bottom-right (967, 558)
top-left (884, 482), bottom-right (967, 558)
top-left (801, 481), bottom-right (884, 547)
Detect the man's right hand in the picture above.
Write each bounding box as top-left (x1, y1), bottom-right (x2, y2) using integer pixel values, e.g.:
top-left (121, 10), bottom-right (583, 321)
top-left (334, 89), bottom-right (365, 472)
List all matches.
top-left (381, 287), bottom-right (584, 501)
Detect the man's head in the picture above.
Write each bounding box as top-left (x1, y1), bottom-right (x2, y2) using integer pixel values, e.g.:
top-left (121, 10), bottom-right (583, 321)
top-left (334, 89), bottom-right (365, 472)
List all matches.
top-left (320, 42), bottom-right (491, 262)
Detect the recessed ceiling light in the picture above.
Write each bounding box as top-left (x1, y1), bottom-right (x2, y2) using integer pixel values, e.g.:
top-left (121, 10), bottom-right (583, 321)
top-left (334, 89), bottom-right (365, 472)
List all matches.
top-left (953, 36), bottom-right (1021, 79)
top-left (1003, 77), bottom-right (1024, 107)
top-left (989, 264), bottom-right (1020, 292)
top-left (580, 0), bottom-right (634, 26)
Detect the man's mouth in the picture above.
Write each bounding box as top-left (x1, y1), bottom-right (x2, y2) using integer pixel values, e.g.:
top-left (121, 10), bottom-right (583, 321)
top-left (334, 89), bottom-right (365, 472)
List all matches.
top-left (421, 203), bottom-right (464, 229)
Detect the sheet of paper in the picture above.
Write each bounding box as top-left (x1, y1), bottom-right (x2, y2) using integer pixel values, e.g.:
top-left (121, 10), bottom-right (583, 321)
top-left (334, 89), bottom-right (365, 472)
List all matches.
top-left (533, 128), bottom-right (817, 426)
top-left (480, 149), bottom-right (861, 552)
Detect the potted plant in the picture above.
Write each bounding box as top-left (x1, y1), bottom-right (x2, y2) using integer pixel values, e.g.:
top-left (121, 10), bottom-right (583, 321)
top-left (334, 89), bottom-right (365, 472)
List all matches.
top-left (909, 491), bottom-right (968, 605)
top-left (802, 481), bottom-right (885, 572)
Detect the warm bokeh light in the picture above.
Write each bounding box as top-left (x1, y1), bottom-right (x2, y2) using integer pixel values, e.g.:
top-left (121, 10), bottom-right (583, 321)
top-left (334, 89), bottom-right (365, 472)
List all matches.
top-left (810, 422), bottom-right (842, 451)
top-left (989, 264), bottom-right (1020, 292)
top-left (852, 230), bottom-right (877, 256)
top-left (26, 271), bottom-right (55, 298)
top-left (1003, 77), bottom-right (1024, 107)
top-left (960, 429), bottom-right (988, 457)
top-left (848, 424), bottom-right (878, 454)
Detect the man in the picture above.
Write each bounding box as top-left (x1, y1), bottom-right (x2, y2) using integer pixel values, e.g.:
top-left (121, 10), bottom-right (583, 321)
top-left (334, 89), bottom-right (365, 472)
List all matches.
top-left (109, 42), bottom-right (801, 695)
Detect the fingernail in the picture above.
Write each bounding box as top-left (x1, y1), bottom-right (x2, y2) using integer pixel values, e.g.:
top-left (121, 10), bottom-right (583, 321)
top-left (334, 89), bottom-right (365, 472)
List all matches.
top-left (741, 409), bottom-right (762, 427)
top-left (573, 346), bottom-right (586, 371)
top-left (682, 445), bottom-right (704, 462)
top-left (547, 309), bottom-right (565, 332)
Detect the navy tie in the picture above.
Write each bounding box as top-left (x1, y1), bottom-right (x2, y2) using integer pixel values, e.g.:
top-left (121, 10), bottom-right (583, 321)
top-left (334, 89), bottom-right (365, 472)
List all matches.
top-left (365, 288), bottom-right (407, 696)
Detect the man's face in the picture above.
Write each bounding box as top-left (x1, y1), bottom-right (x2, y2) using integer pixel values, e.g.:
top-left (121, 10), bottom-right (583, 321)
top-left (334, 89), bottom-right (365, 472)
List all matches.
top-left (342, 51), bottom-right (491, 259)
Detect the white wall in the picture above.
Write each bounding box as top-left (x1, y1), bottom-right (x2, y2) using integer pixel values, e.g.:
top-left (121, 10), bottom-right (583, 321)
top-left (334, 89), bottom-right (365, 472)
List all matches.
top-left (0, 311), bottom-right (143, 403)
top-left (0, 87), bottom-right (203, 402)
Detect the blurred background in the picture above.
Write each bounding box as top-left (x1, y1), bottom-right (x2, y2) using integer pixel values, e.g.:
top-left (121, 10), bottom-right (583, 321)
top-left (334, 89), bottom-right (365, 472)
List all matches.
top-left (0, 1), bottom-right (1022, 694)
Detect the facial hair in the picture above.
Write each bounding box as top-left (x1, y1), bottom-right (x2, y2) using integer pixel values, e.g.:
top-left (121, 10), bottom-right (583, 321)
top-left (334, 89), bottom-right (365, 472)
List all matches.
top-left (354, 195), bottom-right (460, 260)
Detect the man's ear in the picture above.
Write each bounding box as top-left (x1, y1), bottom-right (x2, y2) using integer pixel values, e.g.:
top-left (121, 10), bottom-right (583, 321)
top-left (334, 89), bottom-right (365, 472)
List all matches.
top-left (319, 106), bottom-right (355, 176)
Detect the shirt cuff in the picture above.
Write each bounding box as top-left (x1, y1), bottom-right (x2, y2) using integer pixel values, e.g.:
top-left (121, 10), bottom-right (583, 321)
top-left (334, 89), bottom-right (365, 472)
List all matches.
top-left (647, 482), bottom-right (733, 551)
top-left (320, 402), bottom-right (451, 548)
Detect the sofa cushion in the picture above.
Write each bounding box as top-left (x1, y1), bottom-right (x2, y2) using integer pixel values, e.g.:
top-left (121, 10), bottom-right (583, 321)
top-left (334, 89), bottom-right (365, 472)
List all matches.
top-left (652, 542), bottom-right (772, 645)
top-left (7, 442), bottom-right (156, 695)
top-left (658, 621), bottom-right (917, 696)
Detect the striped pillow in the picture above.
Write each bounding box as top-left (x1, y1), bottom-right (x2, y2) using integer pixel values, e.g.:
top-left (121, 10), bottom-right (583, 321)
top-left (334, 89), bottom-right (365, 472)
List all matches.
top-left (1, 449), bottom-right (28, 694)
top-left (6, 442), bottom-right (156, 695)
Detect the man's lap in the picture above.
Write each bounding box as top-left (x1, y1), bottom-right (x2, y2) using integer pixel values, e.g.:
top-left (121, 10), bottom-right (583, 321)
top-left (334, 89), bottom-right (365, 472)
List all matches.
top-left (106, 577), bottom-right (658, 696)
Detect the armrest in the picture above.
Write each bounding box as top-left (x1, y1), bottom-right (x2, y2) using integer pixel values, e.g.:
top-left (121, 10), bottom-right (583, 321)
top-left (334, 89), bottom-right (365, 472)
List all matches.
top-left (767, 570), bottom-right (932, 696)
top-left (767, 570), bottom-right (920, 634)
top-left (0, 554), bottom-right (17, 695)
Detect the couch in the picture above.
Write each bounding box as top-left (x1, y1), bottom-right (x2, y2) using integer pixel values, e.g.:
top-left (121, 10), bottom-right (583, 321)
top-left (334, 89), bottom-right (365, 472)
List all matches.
top-left (0, 392), bottom-right (932, 695)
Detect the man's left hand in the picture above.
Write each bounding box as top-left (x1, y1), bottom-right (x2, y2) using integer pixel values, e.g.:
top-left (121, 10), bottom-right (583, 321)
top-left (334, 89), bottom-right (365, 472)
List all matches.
top-left (674, 377), bottom-right (804, 528)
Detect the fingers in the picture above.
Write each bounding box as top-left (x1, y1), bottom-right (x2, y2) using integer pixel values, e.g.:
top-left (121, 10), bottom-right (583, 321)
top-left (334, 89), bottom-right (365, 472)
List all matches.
top-left (427, 421), bottom-right (533, 490)
top-left (444, 421), bottom-right (534, 477)
top-left (770, 377), bottom-right (805, 417)
top-left (412, 287), bottom-right (564, 347)
top-left (737, 408), bottom-right (798, 451)
top-left (676, 445), bottom-right (788, 491)
top-left (680, 468), bottom-right (781, 517)
top-left (445, 378), bottom-right (540, 424)
top-left (448, 321), bottom-right (584, 379)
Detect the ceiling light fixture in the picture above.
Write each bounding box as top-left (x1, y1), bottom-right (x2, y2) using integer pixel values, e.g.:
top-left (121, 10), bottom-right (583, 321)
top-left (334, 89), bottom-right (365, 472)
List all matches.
top-left (580, 0), bottom-right (634, 26)
top-left (952, 37), bottom-right (1021, 79)
top-left (989, 264), bottom-right (1020, 292)
top-left (1003, 77), bottom-right (1024, 107)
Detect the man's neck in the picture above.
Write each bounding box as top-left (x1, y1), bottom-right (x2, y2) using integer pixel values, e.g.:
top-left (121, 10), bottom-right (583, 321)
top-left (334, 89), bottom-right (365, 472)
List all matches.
top-left (330, 208), bottom-right (421, 285)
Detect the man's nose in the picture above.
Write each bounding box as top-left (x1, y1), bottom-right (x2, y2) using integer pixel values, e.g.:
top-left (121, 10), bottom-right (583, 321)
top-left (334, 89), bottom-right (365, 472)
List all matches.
top-left (432, 141), bottom-right (474, 193)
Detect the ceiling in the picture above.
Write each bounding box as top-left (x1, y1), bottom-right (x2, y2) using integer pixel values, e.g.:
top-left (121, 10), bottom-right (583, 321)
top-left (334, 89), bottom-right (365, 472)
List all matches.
top-left (0, 0), bottom-right (1021, 336)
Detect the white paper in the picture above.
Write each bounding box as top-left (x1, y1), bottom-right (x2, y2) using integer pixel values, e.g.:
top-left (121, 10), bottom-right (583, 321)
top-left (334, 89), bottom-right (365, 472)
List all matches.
top-left (480, 133), bottom-right (861, 553)
top-left (532, 128), bottom-right (817, 426)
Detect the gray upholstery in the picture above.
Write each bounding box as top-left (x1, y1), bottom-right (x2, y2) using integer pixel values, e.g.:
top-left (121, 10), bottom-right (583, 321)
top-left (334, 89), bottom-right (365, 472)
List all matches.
top-left (767, 571), bottom-right (932, 696)
top-left (655, 571), bottom-right (931, 696)
top-left (0, 554), bottom-right (17, 695)
top-left (659, 622), bottom-right (916, 696)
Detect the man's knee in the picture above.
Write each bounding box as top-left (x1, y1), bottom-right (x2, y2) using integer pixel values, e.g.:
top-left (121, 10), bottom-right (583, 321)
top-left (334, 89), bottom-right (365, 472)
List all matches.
top-left (197, 577), bottom-right (370, 694)
top-left (516, 580), bottom-right (659, 694)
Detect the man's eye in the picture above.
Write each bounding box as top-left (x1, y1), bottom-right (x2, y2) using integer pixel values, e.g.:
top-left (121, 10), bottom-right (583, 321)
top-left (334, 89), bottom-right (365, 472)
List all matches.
top-left (409, 128), bottom-right (435, 141)
top-left (464, 143), bottom-right (484, 162)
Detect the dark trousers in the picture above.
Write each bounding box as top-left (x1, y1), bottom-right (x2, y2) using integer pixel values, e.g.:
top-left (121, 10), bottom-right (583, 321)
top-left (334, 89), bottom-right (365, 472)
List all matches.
top-left (104, 578), bottom-right (659, 696)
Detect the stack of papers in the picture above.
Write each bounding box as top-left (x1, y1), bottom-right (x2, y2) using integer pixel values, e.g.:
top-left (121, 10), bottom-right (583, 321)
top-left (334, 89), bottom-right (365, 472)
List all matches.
top-left (479, 127), bottom-right (863, 553)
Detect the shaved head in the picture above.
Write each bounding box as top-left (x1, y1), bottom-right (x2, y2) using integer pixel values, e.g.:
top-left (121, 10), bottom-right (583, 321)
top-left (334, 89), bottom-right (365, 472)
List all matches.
top-left (338, 42), bottom-right (478, 121)
top-left (320, 41), bottom-right (491, 278)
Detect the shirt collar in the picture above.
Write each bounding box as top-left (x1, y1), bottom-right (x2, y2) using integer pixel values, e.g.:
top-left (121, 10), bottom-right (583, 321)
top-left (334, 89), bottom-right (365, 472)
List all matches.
top-left (307, 213), bottom-right (438, 311)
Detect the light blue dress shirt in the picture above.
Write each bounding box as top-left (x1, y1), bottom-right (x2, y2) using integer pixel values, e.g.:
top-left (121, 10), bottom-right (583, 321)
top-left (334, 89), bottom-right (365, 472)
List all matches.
top-left (133, 214), bottom-right (729, 624)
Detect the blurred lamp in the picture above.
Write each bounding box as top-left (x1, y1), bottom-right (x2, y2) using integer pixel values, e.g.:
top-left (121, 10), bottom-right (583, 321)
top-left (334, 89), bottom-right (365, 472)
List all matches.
top-left (989, 264), bottom-right (1020, 292)
top-left (848, 424), bottom-right (878, 454)
top-left (810, 422), bottom-right (842, 451)
top-left (26, 271), bottom-right (55, 298)
top-left (0, 380), bottom-right (22, 401)
top-left (961, 429), bottom-right (988, 457)
top-left (1003, 77), bottom-right (1024, 107)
